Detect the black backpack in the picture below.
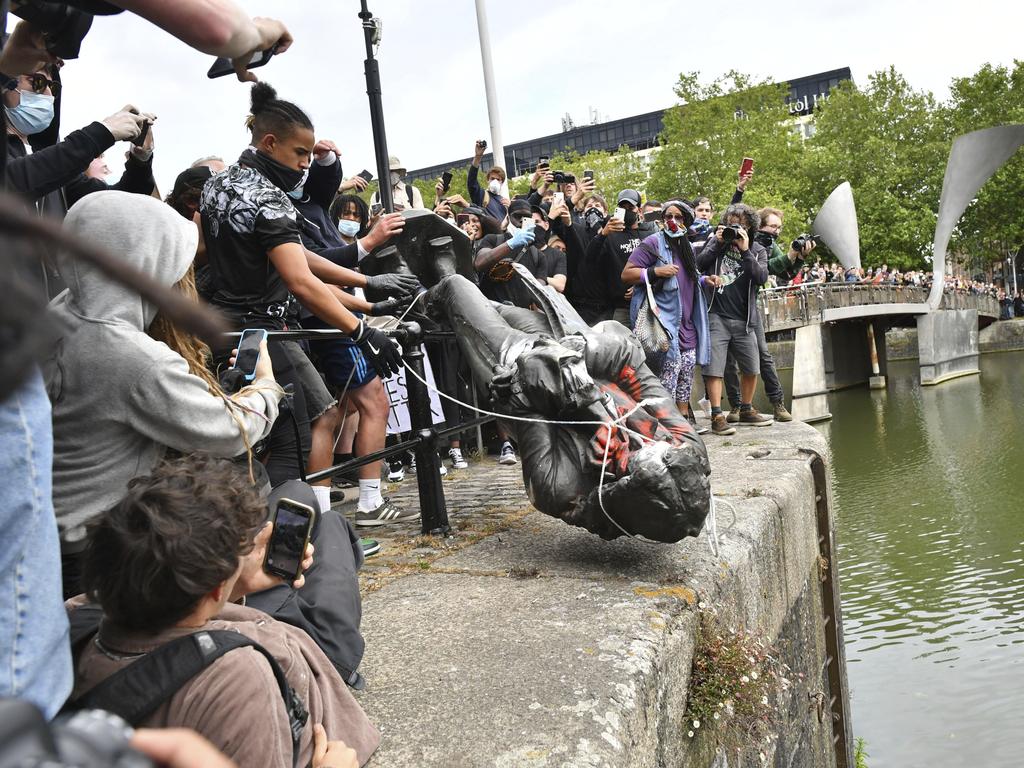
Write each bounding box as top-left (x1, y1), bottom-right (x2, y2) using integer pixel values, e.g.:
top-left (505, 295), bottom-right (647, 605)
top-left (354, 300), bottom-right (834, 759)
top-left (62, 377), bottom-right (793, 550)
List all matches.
top-left (64, 605), bottom-right (307, 768)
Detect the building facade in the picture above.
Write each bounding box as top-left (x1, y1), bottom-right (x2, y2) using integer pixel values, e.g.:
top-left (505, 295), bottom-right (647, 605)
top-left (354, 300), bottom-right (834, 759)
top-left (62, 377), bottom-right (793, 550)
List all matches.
top-left (407, 67), bottom-right (851, 182)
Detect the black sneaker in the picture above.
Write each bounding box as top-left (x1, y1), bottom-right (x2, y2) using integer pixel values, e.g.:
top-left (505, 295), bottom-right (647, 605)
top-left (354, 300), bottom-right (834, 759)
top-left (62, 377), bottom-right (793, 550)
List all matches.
top-left (386, 457), bottom-right (405, 483)
top-left (355, 498), bottom-right (419, 527)
top-left (738, 407), bottom-right (774, 427)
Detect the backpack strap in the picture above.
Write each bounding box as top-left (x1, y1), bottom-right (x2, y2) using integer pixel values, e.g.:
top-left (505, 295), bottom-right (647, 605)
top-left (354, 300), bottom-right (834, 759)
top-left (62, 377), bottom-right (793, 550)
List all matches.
top-left (405, 183), bottom-right (415, 209)
top-left (67, 629), bottom-right (308, 768)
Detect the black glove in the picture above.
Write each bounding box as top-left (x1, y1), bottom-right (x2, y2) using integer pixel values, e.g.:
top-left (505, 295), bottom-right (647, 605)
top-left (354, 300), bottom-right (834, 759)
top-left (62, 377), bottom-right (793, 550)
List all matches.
top-left (364, 273), bottom-right (420, 298)
top-left (351, 320), bottom-right (402, 378)
top-left (368, 296), bottom-right (407, 317)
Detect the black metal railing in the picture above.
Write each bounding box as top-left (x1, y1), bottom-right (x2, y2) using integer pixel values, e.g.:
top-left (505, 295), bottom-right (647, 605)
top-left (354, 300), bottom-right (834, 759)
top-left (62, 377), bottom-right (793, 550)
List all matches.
top-left (228, 323), bottom-right (494, 535)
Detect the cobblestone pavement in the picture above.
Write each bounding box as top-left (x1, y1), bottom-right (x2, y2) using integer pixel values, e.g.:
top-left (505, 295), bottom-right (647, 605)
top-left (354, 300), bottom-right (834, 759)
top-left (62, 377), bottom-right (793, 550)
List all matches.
top-left (330, 454), bottom-right (535, 594)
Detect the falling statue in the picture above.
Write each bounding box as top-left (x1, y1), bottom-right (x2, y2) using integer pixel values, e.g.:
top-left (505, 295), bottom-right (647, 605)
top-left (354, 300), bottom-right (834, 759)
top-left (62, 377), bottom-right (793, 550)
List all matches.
top-left (361, 211), bottom-right (711, 543)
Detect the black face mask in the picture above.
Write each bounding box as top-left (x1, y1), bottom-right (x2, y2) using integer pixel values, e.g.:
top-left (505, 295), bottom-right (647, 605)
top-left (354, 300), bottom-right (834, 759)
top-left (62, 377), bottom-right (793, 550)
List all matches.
top-left (623, 209), bottom-right (638, 228)
top-left (239, 147), bottom-right (308, 194)
top-left (533, 226), bottom-right (549, 248)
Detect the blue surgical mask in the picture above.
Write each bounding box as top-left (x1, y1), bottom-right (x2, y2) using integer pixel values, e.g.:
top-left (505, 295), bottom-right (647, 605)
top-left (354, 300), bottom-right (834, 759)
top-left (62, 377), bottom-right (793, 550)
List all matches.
top-left (337, 219), bottom-right (360, 238)
top-left (5, 90), bottom-right (55, 136)
top-left (287, 187), bottom-right (304, 200)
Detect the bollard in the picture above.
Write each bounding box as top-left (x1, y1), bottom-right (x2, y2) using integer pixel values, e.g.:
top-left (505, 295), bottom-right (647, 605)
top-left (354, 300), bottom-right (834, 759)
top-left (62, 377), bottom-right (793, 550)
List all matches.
top-left (399, 322), bottom-right (451, 535)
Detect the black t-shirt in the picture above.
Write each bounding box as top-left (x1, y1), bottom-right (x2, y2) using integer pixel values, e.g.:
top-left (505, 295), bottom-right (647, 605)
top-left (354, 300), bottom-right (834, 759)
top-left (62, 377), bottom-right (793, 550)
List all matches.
top-left (542, 246), bottom-right (567, 279)
top-left (200, 164), bottom-right (302, 328)
top-left (603, 224), bottom-right (657, 308)
top-left (477, 233), bottom-right (548, 307)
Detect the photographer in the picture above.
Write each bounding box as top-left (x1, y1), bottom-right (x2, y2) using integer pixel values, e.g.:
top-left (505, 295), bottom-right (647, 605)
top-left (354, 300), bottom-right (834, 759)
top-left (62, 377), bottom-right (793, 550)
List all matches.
top-left (696, 203), bottom-right (772, 434)
top-left (69, 454), bottom-right (379, 767)
top-left (721, 207), bottom-right (813, 425)
top-left (467, 139), bottom-right (508, 220)
top-left (4, 70), bottom-right (156, 212)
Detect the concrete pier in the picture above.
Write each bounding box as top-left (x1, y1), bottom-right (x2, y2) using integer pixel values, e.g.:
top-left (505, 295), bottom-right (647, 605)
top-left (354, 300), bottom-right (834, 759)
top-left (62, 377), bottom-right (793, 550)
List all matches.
top-left (916, 309), bottom-right (980, 385)
top-left (348, 422), bottom-right (847, 768)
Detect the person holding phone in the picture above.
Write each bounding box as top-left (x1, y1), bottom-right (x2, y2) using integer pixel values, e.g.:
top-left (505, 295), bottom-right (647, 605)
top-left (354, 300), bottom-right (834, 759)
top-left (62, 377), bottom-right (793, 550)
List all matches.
top-left (467, 139), bottom-right (508, 221)
top-left (71, 454), bottom-right (380, 768)
top-left (46, 192), bottom-right (284, 599)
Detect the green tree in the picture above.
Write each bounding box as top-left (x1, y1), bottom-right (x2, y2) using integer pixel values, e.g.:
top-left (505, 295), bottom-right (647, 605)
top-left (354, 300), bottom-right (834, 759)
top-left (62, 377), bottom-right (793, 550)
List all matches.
top-left (944, 61), bottom-right (1024, 271)
top-left (648, 71), bottom-right (808, 235)
top-left (802, 67), bottom-right (950, 270)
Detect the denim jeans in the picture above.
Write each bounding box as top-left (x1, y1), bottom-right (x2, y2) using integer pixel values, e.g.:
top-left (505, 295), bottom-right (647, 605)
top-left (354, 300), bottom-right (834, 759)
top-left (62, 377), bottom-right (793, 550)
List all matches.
top-left (0, 369), bottom-right (72, 719)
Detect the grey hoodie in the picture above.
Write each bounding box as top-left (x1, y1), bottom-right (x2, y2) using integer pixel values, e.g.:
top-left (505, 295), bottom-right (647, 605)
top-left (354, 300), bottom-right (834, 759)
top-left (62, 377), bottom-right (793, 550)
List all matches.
top-left (46, 191), bottom-right (282, 545)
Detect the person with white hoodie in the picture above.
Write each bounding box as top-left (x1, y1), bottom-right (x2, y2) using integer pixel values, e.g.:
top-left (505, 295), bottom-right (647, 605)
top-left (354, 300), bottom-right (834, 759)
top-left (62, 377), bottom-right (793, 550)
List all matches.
top-left (45, 191), bottom-right (284, 599)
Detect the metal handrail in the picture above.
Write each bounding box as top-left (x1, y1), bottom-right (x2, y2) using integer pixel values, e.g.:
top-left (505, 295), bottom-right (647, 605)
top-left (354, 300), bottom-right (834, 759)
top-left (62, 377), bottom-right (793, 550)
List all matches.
top-left (758, 284), bottom-right (999, 331)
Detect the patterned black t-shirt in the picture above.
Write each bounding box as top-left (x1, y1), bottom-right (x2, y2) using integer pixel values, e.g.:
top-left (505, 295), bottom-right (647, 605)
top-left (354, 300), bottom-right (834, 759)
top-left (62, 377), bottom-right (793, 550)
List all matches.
top-left (200, 164), bottom-right (302, 328)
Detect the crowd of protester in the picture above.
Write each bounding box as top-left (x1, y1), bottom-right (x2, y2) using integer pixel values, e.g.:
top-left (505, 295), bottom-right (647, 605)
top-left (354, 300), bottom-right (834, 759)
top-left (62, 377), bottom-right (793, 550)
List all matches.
top-left (1, 3), bottom-right (1020, 766)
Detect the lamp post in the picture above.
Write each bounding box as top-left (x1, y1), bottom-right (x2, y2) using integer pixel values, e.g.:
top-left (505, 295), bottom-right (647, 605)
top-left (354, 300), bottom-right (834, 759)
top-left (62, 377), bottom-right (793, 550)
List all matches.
top-left (358, 1), bottom-right (393, 213)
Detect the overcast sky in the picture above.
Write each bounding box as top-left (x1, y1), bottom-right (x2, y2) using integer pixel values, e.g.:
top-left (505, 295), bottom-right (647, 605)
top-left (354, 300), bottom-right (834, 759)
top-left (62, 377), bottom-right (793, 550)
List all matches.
top-left (20, 0), bottom-right (1024, 193)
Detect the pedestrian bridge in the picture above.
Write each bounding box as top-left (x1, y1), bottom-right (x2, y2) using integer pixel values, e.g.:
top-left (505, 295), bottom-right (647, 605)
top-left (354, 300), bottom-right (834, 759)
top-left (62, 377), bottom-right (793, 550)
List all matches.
top-left (758, 283), bottom-right (999, 332)
top-left (754, 284), bottom-right (998, 422)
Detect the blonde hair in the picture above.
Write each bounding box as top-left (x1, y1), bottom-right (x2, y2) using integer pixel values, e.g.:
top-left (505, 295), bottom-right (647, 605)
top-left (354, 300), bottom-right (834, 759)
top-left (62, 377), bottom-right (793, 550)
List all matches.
top-left (148, 266), bottom-right (276, 478)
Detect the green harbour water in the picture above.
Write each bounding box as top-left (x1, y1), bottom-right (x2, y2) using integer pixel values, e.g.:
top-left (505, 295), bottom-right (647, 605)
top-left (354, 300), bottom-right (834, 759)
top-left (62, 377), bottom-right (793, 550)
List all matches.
top-left (814, 351), bottom-right (1024, 767)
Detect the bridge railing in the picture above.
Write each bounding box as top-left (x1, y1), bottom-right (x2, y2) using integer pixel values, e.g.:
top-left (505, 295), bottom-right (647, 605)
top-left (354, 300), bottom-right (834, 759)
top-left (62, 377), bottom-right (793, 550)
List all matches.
top-left (759, 283), bottom-right (999, 331)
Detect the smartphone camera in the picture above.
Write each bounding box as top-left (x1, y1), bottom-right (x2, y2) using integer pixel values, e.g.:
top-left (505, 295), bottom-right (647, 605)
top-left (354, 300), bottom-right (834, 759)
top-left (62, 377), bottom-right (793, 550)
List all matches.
top-left (264, 498), bottom-right (315, 583)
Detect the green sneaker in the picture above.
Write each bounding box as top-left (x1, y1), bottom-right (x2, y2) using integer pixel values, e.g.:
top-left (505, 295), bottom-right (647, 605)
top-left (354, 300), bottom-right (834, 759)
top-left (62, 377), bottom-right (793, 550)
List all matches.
top-left (360, 538), bottom-right (381, 557)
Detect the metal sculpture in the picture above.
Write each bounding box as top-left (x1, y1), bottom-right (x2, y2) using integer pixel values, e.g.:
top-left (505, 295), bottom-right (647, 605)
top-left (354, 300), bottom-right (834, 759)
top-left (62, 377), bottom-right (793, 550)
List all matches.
top-left (812, 181), bottom-right (860, 271)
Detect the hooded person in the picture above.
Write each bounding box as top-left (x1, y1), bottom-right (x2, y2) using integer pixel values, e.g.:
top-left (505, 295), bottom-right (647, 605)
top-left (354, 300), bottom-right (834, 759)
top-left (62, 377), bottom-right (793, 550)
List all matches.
top-left (45, 191), bottom-right (284, 598)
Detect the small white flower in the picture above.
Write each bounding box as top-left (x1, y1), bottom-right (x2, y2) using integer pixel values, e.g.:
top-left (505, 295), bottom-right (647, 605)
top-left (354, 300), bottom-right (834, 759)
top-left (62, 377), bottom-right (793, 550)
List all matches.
top-left (751, 671), bottom-right (759, 680)
top-left (693, 719), bottom-right (700, 728)
top-left (761, 696), bottom-right (769, 705)
top-left (718, 702), bottom-right (725, 709)
top-left (698, 601), bottom-right (707, 609)
top-left (713, 712), bottom-right (720, 720)
top-left (740, 675), bottom-right (750, 684)
top-left (688, 730), bottom-right (695, 738)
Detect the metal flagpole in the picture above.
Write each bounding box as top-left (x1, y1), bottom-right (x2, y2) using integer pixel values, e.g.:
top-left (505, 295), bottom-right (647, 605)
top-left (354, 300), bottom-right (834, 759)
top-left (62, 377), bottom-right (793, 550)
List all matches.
top-left (473, 0), bottom-right (505, 173)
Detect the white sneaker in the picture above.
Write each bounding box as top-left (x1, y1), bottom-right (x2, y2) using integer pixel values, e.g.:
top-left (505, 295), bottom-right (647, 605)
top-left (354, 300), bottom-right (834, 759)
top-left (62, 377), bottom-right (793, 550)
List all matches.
top-left (386, 458), bottom-right (405, 482)
top-left (498, 441), bottom-right (518, 465)
top-left (448, 447), bottom-right (469, 470)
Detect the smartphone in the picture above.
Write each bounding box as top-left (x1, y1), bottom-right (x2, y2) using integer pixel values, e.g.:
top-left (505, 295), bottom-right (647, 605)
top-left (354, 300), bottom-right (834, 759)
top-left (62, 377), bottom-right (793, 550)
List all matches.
top-left (263, 498), bottom-right (316, 582)
top-left (131, 119), bottom-right (150, 148)
top-left (538, 156), bottom-right (550, 169)
top-left (612, 207), bottom-right (626, 222)
top-left (739, 157), bottom-right (754, 176)
top-left (232, 328), bottom-right (267, 382)
top-left (583, 169), bottom-right (594, 180)
top-left (552, 191), bottom-right (565, 206)
top-left (521, 217), bottom-right (536, 233)
top-left (357, 169), bottom-right (374, 182)
top-left (456, 213), bottom-right (470, 226)
top-left (207, 48), bottom-right (274, 79)
top-left (441, 171), bottom-right (453, 193)
top-left (370, 202), bottom-right (383, 216)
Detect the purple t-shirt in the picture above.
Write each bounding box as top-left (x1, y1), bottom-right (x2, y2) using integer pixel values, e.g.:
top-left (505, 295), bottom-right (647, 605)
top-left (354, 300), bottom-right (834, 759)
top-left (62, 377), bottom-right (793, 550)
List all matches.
top-left (628, 237), bottom-right (698, 350)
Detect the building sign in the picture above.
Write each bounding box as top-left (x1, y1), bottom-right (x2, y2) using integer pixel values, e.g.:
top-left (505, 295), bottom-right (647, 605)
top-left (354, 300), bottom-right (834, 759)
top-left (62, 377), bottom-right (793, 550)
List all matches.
top-left (787, 92), bottom-right (830, 116)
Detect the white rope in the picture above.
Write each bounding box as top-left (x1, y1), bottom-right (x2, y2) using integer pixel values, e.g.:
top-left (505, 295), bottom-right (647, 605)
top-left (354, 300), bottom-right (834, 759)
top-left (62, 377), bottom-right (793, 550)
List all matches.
top-left (392, 291), bottom-right (721, 552)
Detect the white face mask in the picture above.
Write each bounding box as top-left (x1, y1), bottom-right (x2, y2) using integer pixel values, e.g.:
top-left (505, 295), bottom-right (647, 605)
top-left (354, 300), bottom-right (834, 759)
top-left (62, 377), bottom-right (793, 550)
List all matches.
top-left (487, 179), bottom-right (502, 195)
top-left (390, 171), bottom-right (402, 187)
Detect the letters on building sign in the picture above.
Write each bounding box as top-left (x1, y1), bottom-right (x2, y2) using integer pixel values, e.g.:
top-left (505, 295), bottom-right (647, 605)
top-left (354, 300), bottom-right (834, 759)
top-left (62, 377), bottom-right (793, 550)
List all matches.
top-left (789, 92), bottom-right (829, 116)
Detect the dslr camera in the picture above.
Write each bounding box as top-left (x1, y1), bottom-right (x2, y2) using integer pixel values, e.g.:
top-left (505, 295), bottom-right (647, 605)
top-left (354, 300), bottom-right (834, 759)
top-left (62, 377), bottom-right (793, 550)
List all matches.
top-left (721, 225), bottom-right (743, 243)
top-left (551, 171), bottom-right (576, 185)
top-left (791, 234), bottom-right (818, 252)
top-left (0, 700), bottom-right (154, 768)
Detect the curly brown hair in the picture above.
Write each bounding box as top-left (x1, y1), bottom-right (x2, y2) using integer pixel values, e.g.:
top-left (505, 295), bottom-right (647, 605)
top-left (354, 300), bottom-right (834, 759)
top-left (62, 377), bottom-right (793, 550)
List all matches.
top-left (82, 454), bottom-right (268, 633)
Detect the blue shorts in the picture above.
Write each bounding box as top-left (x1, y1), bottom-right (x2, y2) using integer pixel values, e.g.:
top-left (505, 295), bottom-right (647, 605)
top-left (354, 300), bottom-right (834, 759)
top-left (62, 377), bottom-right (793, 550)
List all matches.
top-left (310, 336), bottom-right (378, 391)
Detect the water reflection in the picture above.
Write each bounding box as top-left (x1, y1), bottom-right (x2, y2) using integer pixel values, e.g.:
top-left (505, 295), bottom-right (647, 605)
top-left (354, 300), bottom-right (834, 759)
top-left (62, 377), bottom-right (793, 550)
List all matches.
top-left (820, 352), bottom-right (1024, 767)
